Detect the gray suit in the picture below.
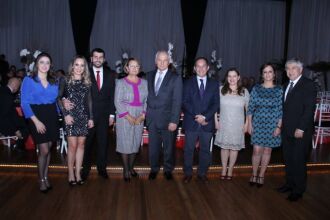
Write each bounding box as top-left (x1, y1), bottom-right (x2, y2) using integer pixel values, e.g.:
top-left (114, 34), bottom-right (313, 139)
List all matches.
top-left (146, 69), bottom-right (182, 172)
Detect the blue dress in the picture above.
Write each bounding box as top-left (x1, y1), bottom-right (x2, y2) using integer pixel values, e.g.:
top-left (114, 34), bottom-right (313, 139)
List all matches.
top-left (247, 84), bottom-right (282, 148)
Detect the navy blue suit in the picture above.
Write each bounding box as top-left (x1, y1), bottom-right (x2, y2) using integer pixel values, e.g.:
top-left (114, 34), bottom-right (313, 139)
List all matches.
top-left (182, 76), bottom-right (219, 176)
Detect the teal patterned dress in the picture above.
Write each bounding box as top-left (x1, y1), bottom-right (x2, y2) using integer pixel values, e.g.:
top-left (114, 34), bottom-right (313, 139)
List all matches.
top-left (247, 84), bottom-right (282, 148)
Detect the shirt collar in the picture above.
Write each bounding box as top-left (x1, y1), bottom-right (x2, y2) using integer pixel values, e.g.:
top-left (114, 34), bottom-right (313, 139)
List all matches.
top-left (157, 68), bottom-right (168, 74)
top-left (290, 74), bottom-right (302, 85)
top-left (93, 66), bottom-right (103, 73)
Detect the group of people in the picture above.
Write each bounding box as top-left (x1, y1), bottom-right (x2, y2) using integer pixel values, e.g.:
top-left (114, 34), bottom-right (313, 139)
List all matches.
top-left (16, 47), bottom-right (316, 202)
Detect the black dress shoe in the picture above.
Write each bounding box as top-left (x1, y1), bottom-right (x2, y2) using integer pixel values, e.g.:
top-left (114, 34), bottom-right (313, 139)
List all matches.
top-left (197, 175), bottom-right (209, 183)
top-left (164, 172), bottom-right (173, 180)
top-left (98, 171), bottom-right (109, 179)
top-left (287, 193), bottom-right (302, 202)
top-left (183, 175), bottom-right (192, 183)
top-left (148, 172), bottom-right (158, 180)
top-left (276, 185), bottom-right (292, 193)
top-left (76, 180), bottom-right (85, 185)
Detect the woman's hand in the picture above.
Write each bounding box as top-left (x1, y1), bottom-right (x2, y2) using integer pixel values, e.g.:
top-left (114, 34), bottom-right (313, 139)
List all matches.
top-left (34, 120), bottom-right (46, 134)
top-left (247, 123), bottom-right (253, 135)
top-left (243, 122), bottom-right (249, 133)
top-left (65, 115), bottom-right (74, 125)
top-left (135, 115), bottom-right (145, 125)
top-left (88, 120), bottom-right (94, 128)
top-left (273, 127), bottom-right (281, 137)
top-left (125, 114), bottom-right (136, 125)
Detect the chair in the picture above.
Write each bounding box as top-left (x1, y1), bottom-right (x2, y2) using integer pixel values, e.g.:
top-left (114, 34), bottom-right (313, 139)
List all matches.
top-left (313, 100), bottom-right (330, 148)
top-left (58, 127), bottom-right (67, 154)
top-left (0, 135), bottom-right (18, 148)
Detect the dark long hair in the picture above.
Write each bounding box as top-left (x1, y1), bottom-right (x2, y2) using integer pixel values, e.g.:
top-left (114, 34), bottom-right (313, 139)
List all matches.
top-left (30, 52), bottom-right (56, 84)
top-left (221, 68), bottom-right (245, 96)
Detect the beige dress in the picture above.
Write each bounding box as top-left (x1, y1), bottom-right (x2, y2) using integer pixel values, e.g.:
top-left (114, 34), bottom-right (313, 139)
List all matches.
top-left (214, 87), bottom-right (249, 150)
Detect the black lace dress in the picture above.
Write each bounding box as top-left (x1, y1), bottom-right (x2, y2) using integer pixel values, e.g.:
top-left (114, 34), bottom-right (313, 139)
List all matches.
top-left (58, 79), bottom-right (93, 136)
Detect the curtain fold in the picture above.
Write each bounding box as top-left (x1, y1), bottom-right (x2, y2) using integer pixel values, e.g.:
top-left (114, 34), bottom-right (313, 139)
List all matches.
top-left (90, 0), bottom-right (185, 72)
top-left (197, 0), bottom-right (286, 78)
top-left (0, 0), bottom-right (75, 70)
top-left (288, 0), bottom-right (330, 65)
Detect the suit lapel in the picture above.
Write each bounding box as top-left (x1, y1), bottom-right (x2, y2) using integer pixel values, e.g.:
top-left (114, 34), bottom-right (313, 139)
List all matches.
top-left (157, 70), bottom-right (171, 95)
top-left (285, 77), bottom-right (304, 103)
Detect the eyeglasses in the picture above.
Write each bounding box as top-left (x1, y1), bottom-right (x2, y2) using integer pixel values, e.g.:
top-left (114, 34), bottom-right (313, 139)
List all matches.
top-left (128, 65), bottom-right (140, 69)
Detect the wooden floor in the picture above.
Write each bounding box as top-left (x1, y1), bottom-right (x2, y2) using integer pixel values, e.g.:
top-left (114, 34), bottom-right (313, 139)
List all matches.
top-left (0, 167), bottom-right (330, 220)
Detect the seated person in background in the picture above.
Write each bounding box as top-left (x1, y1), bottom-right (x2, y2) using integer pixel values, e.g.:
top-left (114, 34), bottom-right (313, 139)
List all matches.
top-left (0, 77), bottom-right (28, 151)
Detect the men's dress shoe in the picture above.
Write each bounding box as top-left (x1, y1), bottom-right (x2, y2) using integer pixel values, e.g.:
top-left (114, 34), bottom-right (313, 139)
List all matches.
top-left (98, 171), bottom-right (109, 179)
top-left (148, 172), bottom-right (158, 180)
top-left (197, 175), bottom-right (209, 183)
top-left (183, 175), bottom-right (192, 183)
top-left (164, 172), bottom-right (173, 180)
top-left (287, 193), bottom-right (302, 202)
top-left (277, 185), bottom-right (292, 193)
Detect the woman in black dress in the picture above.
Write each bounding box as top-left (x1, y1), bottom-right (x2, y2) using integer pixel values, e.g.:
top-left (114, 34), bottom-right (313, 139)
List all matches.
top-left (58, 55), bottom-right (94, 185)
top-left (21, 53), bottom-right (59, 193)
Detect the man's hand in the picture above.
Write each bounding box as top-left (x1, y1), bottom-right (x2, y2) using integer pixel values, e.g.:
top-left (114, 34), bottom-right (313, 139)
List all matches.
top-left (195, 115), bottom-right (206, 125)
top-left (294, 129), bottom-right (304, 138)
top-left (168, 123), bottom-right (177, 132)
top-left (109, 117), bottom-right (115, 126)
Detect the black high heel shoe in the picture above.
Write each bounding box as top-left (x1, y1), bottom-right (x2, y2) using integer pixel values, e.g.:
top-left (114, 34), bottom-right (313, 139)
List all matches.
top-left (44, 177), bottom-right (53, 190)
top-left (123, 170), bottom-right (131, 182)
top-left (249, 176), bottom-right (257, 186)
top-left (256, 176), bottom-right (264, 188)
top-left (68, 179), bottom-right (77, 186)
top-left (39, 179), bottom-right (48, 193)
top-left (130, 169), bottom-right (139, 178)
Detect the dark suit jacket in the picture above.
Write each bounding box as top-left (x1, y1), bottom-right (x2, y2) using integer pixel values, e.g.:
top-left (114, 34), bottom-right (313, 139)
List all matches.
top-left (182, 76), bottom-right (219, 132)
top-left (282, 76), bottom-right (316, 137)
top-left (0, 86), bottom-right (23, 135)
top-left (89, 67), bottom-right (116, 121)
top-left (146, 69), bottom-right (182, 129)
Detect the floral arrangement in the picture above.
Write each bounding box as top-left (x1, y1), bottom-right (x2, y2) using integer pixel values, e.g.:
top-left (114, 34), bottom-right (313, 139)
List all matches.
top-left (19, 49), bottom-right (42, 74)
top-left (209, 50), bottom-right (222, 79)
top-left (115, 52), bottom-right (129, 74)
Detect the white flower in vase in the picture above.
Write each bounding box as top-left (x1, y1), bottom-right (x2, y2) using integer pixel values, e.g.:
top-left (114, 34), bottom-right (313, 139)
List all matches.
top-left (20, 49), bottom-right (30, 57)
top-left (33, 50), bottom-right (42, 58)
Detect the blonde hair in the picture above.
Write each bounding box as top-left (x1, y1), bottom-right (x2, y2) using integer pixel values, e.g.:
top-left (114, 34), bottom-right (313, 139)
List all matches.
top-left (67, 55), bottom-right (91, 86)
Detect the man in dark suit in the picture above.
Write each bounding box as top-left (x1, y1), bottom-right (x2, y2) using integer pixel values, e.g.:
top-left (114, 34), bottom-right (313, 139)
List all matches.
top-left (64, 48), bottom-right (116, 180)
top-left (0, 77), bottom-right (28, 151)
top-left (277, 58), bottom-right (316, 201)
top-left (182, 57), bottom-right (219, 183)
top-left (146, 51), bottom-right (182, 180)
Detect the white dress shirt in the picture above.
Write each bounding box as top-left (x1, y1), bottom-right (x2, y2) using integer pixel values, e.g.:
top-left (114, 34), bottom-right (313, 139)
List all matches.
top-left (284, 74), bottom-right (302, 101)
top-left (154, 68), bottom-right (168, 88)
top-left (197, 75), bottom-right (207, 89)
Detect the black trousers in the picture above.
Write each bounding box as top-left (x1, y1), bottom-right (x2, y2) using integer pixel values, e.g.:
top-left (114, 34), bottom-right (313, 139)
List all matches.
top-left (82, 115), bottom-right (109, 174)
top-left (282, 132), bottom-right (312, 195)
top-left (148, 122), bottom-right (175, 173)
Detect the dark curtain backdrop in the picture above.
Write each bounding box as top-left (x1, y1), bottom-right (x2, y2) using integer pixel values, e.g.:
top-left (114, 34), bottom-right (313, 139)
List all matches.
top-left (197, 0), bottom-right (286, 79)
top-left (90, 0), bottom-right (185, 72)
top-left (0, 0), bottom-right (75, 70)
top-left (288, 0), bottom-right (330, 65)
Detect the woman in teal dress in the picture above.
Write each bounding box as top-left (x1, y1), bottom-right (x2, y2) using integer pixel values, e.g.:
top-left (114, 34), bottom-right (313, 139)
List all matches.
top-left (247, 63), bottom-right (282, 187)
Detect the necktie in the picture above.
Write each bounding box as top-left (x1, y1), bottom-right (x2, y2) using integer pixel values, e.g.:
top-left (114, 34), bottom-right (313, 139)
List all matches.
top-left (199, 79), bottom-right (205, 98)
top-left (155, 71), bottom-right (163, 95)
top-left (285, 82), bottom-right (294, 100)
top-left (96, 71), bottom-right (101, 91)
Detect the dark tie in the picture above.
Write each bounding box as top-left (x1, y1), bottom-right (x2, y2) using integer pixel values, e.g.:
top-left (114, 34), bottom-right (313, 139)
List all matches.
top-left (96, 71), bottom-right (101, 91)
top-left (199, 79), bottom-right (205, 98)
top-left (285, 82), bottom-right (294, 100)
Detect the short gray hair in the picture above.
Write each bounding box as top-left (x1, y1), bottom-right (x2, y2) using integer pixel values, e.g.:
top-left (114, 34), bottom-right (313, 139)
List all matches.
top-left (285, 58), bottom-right (303, 70)
top-left (155, 50), bottom-right (169, 62)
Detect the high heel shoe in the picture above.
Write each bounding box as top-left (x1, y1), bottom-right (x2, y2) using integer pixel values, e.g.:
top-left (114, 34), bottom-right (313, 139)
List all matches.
top-left (256, 176), bottom-right (264, 188)
top-left (68, 180), bottom-right (77, 186)
top-left (130, 169), bottom-right (139, 178)
top-left (123, 170), bottom-right (131, 182)
top-left (249, 176), bottom-right (258, 186)
top-left (220, 175), bottom-right (226, 180)
top-left (44, 177), bottom-right (53, 190)
top-left (76, 179), bottom-right (85, 185)
top-left (39, 179), bottom-right (48, 193)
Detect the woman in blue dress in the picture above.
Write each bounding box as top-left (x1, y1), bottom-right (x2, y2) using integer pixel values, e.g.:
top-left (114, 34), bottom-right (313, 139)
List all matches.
top-left (21, 53), bottom-right (59, 193)
top-left (247, 63), bottom-right (282, 187)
